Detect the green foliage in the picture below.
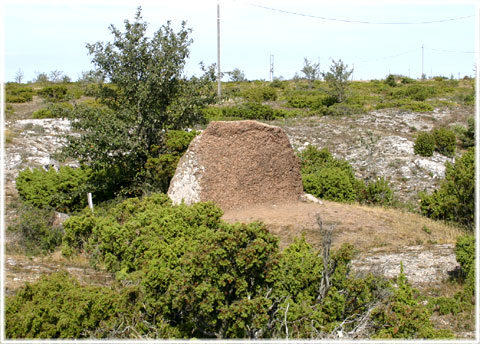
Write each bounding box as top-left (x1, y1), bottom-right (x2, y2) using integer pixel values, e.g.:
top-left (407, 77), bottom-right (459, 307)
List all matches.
top-left (299, 145), bottom-right (393, 205)
top-left (142, 130), bottom-right (198, 193)
top-left (32, 102), bottom-right (74, 119)
top-left (5, 83), bottom-right (33, 103)
top-left (458, 116), bottom-right (475, 148)
top-left (203, 102), bottom-right (291, 121)
top-left (372, 264), bottom-right (453, 339)
top-left (37, 85), bottom-right (70, 102)
top-left (322, 59), bottom-right (353, 103)
top-left (302, 168), bottom-right (357, 202)
top-left (384, 74), bottom-right (397, 87)
top-left (7, 204), bottom-right (62, 255)
top-left (413, 132), bottom-right (435, 157)
top-left (430, 297), bottom-right (461, 315)
top-left (16, 166), bottom-right (90, 213)
top-left (360, 177), bottom-right (394, 206)
top-left (241, 86), bottom-right (278, 102)
top-left (433, 127), bottom-right (456, 157)
top-left (301, 58), bottom-right (320, 88)
top-left (5, 272), bottom-right (123, 339)
top-left (63, 8), bottom-right (215, 195)
top-left (420, 148), bottom-right (475, 230)
top-left (454, 235), bottom-right (475, 301)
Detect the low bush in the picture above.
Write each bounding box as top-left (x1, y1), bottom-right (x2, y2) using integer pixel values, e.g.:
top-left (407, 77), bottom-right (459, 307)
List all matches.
top-left (16, 166), bottom-right (90, 213)
top-left (6, 272), bottom-right (123, 339)
top-left (360, 177), bottom-right (394, 206)
top-left (32, 102), bottom-right (74, 119)
top-left (371, 264), bottom-right (453, 339)
top-left (5, 84), bottom-right (33, 103)
top-left (37, 85), bottom-right (70, 102)
top-left (7, 204), bottom-right (62, 255)
top-left (203, 102), bottom-right (289, 121)
top-left (420, 148), bottom-right (474, 230)
top-left (241, 86), bottom-right (278, 102)
top-left (454, 235), bottom-right (475, 301)
top-left (433, 127), bottom-right (456, 157)
top-left (414, 132), bottom-right (435, 157)
top-left (299, 145), bottom-right (393, 204)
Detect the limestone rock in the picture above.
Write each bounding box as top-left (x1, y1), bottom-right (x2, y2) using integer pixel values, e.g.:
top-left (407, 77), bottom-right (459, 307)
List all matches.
top-left (168, 120), bottom-right (303, 210)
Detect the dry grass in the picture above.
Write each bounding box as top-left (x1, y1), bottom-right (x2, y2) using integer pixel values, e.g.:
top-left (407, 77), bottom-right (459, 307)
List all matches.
top-left (222, 200), bottom-right (465, 252)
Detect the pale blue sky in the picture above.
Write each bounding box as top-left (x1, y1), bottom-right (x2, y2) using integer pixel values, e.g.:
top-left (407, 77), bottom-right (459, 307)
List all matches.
top-left (2, 0), bottom-right (478, 82)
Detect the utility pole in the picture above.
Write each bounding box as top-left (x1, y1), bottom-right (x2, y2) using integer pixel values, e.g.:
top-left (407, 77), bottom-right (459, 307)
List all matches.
top-left (269, 54), bottom-right (274, 81)
top-left (421, 44), bottom-right (424, 79)
top-left (217, 1), bottom-right (221, 98)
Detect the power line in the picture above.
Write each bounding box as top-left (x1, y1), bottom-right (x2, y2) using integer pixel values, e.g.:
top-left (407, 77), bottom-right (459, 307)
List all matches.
top-left (248, 3), bottom-right (475, 25)
top-left (426, 47), bottom-right (478, 54)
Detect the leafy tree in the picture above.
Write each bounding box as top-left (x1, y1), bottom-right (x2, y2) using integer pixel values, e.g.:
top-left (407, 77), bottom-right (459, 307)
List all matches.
top-left (226, 68), bottom-right (247, 82)
top-left (322, 59), bottom-right (353, 103)
top-left (63, 7), bottom-right (215, 195)
top-left (301, 58), bottom-right (320, 88)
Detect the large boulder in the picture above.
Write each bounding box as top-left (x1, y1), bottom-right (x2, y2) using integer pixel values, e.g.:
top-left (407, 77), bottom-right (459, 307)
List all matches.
top-left (168, 120), bottom-right (303, 210)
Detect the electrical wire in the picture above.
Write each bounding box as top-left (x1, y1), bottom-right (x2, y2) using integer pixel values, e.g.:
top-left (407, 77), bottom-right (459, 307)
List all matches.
top-left (248, 3), bottom-right (475, 25)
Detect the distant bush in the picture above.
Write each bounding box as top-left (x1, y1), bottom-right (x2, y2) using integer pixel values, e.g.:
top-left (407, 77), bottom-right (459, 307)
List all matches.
top-left (420, 148), bottom-right (474, 230)
top-left (414, 132), bottom-right (435, 157)
top-left (5, 84), bottom-right (33, 103)
top-left (37, 85), bottom-right (70, 102)
top-left (203, 102), bottom-right (290, 121)
top-left (241, 86), bottom-right (278, 102)
top-left (433, 127), bottom-right (456, 157)
top-left (384, 74), bottom-right (397, 87)
top-left (32, 102), bottom-right (74, 119)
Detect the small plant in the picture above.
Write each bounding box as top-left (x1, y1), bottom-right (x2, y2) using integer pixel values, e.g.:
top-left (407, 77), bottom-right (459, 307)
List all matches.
top-left (414, 132), bottom-right (435, 157)
top-left (422, 225), bottom-right (432, 234)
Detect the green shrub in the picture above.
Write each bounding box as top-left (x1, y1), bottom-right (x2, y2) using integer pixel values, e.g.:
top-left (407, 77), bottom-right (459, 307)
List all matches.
top-left (459, 117), bottom-right (475, 148)
top-left (32, 102), bottom-right (74, 119)
top-left (420, 148), bottom-right (474, 230)
top-left (414, 132), bottom-right (435, 157)
top-left (454, 235), bottom-right (475, 301)
top-left (431, 297), bottom-right (461, 315)
top-left (142, 130), bottom-right (198, 193)
top-left (7, 204), bottom-right (62, 255)
top-left (16, 166), bottom-right (90, 213)
top-left (5, 84), bottom-right (34, 103)
top-left (302, 168), bottom-right (357, 202)
top-left (5, 272), bottom-right (123, 339)
top-left (372, 264), bottom-right (453, 339)
top-left (37, 85), bottom-right (70, 102)
top-left (241, 86), bottom-right (278, 102)
top-left (433, 127), bottom-right (456, 157)
top-left (299, 146), bottom-right (362, 203)
top-left (384, 74), bottom-right (397, 87)
top-left (360, 177), bottom-right (394, 206)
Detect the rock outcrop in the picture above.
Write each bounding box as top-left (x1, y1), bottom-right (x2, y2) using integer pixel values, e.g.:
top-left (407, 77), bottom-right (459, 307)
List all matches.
top-left (168, 120), bottom-right (303, 210)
